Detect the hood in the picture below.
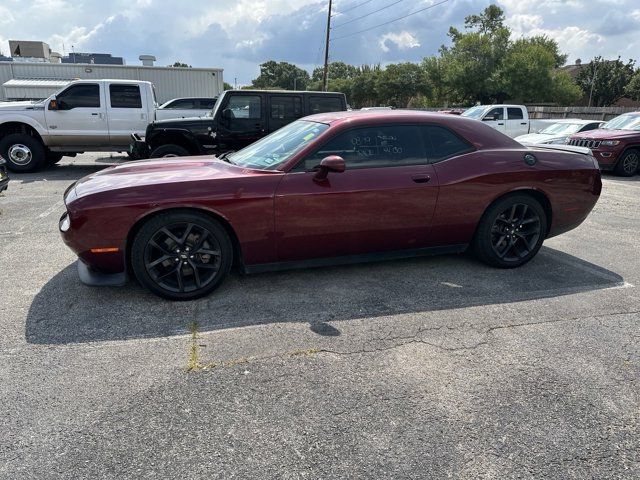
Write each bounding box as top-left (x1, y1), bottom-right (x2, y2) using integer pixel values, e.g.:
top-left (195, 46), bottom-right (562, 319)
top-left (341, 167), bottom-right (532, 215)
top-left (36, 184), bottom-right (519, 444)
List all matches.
top-left (151, 116), bottom-right (207, 129)
top-left (570, 128), bottom-right (640, 140)
top-left (0, 101), bottom-right (43, 112)
top-left (515, 133), bottom-right (564, 144)
top-left (68, 157), bottom-right (275, 201)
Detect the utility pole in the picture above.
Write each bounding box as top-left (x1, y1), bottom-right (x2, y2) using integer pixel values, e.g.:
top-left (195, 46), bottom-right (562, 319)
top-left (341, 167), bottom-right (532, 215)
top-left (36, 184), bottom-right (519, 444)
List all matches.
top-left (322, 0), bottom-right (333, 92)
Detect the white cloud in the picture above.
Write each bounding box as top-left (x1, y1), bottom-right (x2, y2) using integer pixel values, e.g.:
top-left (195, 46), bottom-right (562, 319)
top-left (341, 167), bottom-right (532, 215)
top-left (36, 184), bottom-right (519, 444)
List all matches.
top-left (379, 31), bottom-right (420, 53)
top-left (0, 6), bottom-right (15, 25)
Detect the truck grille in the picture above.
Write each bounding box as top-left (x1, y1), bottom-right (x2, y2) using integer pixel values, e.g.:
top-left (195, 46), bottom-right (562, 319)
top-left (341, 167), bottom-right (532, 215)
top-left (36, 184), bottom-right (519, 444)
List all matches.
top-left (568, 138), bottom-right (601, 149)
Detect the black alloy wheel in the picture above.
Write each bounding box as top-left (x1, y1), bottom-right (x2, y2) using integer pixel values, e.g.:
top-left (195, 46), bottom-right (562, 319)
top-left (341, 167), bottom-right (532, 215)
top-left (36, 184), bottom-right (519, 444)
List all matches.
top-left (614, 150), bottom-right (639, 177)
top-left (131, 212), bottom-right (232, 300)
top-left (490, 203), bottom-right (542, 262)
top-left (473, 194), bottom-right (547, 268)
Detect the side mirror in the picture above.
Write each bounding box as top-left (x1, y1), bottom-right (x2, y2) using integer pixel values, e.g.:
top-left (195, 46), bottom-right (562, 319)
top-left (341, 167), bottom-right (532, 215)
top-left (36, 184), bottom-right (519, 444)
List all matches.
top-left (314, 155), bottom-right (345, 181)
top-left (222, 108), bottom-right (233, 120)
top-left (48, 98), bottom-right (58, 110)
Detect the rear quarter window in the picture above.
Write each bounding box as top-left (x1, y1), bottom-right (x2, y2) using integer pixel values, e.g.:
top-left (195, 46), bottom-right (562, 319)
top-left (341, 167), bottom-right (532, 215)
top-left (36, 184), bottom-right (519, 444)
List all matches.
top-left (422, 125), bottom-right (474, 162)
top-left (309, 96), bottom-right (344, 114)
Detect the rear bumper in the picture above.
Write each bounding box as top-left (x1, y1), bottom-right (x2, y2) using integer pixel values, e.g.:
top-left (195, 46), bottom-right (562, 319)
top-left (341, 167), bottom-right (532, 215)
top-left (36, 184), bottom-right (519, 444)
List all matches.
top-left (129, 133), bottom-right (150, 159)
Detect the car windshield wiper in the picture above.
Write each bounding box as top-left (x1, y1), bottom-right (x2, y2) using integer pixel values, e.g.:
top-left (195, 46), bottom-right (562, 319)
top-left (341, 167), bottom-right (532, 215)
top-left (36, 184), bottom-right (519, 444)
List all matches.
top-left (217, 151), bottom-right (236, 165)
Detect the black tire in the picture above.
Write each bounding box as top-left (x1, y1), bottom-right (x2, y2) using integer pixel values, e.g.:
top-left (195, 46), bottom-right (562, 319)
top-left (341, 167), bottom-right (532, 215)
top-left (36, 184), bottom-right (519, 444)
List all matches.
top-left (614, 150), bottom-right (639, 177)
top-left (131, 211), bottom-right (233, 300)
top-left (0, 133), bottom-right (46, 172)
top-left (149, 144), bottom-right (190, 158)
top-left (46, 151), bottom-right (64, 165)
top-left (473, 194), bottom-right (547, 268)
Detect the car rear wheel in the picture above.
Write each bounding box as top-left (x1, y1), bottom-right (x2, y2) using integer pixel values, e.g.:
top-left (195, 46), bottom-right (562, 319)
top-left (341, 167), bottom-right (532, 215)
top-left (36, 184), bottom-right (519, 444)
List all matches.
top-left (473, 194), bottom-right (546, 268)
top-left (150, 144), bottom-right (190, 158)
top-left (131, 212), bottom-right (233, 300)
top-left (0, 134), bottom-right (46, 172)
top-left (614, 150), bottom-right (639, 177)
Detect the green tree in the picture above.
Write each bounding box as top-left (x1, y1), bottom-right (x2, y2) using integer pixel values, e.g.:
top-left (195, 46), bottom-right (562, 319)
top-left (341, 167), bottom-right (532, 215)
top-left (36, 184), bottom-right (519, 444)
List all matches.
top-left (576, 56), bottom-right (636, 106)
top-left (376, 62), bottom-right (429, 108)
top-left (171, 61), bottom-right (191, 68)
top-left (311, 61), bottom-right (361, 82)
top-left (624, 70), bottom-right (640, 101)
top-left (251, 61), bottom-right (310, 90)
top-left (223, 81), bottom-right (233, 90)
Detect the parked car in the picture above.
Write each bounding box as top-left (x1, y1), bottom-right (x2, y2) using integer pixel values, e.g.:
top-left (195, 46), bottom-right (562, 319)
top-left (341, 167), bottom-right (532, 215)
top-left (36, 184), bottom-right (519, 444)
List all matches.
top-left (60, 111), bottom-right (601, 300)
top-left (0, 155), bottom-right (9, 192)
top-left (0, 79), bottom-right (160, 172)
top-left (130, 89), bottom-right (348, 158)
top-left (461, 104), bottom-right (549, 138)
top-left (155, 97), bottom-right (217, 120)
top-left (567, 112), bottom-right (640, 176)
top-left (515, 120), bottom-right (603, 145)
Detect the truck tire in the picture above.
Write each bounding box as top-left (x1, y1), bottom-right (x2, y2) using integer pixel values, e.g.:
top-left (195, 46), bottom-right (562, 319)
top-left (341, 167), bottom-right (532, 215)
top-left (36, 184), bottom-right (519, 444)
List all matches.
top-left (614, 150), bottom-right (639, 177)
top-left (46, 151), bottom-right (64, 165)
top-left (0, 134), bottom-right (46, 172)
top-left (150, 144), bottom-right (190, 158)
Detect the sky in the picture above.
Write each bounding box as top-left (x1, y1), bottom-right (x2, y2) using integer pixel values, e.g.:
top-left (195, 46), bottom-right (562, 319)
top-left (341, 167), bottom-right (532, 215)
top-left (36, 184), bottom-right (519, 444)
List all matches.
top-left (0, 0), bottom-right (639, 85)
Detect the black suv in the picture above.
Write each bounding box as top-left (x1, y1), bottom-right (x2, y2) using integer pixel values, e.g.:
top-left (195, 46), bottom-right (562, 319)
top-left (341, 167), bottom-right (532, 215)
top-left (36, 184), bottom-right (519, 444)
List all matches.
top-left (131, 90), bottom-right (347, 158)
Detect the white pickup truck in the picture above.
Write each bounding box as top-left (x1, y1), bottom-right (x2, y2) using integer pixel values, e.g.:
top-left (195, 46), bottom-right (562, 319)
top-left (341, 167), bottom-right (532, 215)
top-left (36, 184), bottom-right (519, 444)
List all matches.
top-left (460, 104), bottom-right (550, 138)
top-left (0, 79), bottom-right (160, 172)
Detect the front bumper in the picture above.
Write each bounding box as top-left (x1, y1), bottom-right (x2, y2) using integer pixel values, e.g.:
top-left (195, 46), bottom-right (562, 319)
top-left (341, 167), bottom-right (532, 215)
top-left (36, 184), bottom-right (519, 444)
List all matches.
top-left (129, 133), bottom-right (150, 160)
top-left (77, 258), bottom-right (127, 287)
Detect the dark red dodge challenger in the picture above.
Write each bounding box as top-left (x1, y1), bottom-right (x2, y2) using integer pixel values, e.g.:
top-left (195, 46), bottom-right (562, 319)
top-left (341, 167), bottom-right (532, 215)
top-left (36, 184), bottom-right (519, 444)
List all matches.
top-left (60, 111), bottom-right (602, 300)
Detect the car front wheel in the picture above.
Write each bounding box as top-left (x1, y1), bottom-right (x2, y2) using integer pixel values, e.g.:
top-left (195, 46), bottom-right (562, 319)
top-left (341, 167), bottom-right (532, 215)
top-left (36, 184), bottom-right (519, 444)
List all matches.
top-left (150, 144), bottom-right (190, 158)
top-left (614, 150), bottom-right (639, 177)
top-left (473, 194), bottom-right (547, 268)
top-left (131, 211), bottom-right (233, 300)
top-left (0, 134), bottom-right (46, 172)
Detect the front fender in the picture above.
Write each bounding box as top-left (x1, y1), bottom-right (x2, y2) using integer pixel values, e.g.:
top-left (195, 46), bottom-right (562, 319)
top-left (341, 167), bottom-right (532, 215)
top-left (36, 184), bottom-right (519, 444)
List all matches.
top-left (0, 114), bottom-right (49, 142)
top-left (147, 128), bottom-right (204, 154)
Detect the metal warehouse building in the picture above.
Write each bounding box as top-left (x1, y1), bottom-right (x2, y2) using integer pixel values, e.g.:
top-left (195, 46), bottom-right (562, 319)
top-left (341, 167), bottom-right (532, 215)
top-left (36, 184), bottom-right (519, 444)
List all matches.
top-left (0, 61), bottom-right (224, 103)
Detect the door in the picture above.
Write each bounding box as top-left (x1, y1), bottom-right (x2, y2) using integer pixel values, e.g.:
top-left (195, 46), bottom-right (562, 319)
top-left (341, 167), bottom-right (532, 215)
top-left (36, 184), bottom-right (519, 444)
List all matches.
top-left (268, 95), bottom-right (303, 132)
top-left (107, 83), bottom-right (148, 148)
top-left (274, 124), bottom-right (439, 261)
top-left (44, 83), bottom-right (108, 148)
top-left (481, 106), bottom-right (506, 133)
top-left (505, 107), bottom-right (528, 137)
top-left (216, 94), bottom-right (265, 151)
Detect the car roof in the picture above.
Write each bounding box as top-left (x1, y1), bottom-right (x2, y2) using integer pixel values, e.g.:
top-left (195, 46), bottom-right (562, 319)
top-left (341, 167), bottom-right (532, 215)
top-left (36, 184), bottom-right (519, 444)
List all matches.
top-left (302, 110), bottom-right (523, 150)
top-left (545, 119), bottom-right (602, 124)
top-left (226, 89), bottom-right (343, 95)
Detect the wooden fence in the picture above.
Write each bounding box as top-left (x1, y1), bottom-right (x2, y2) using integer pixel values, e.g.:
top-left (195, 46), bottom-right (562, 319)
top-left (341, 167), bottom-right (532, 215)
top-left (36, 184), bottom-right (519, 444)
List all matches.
top-left (526, 106), bottom-right (639, 121)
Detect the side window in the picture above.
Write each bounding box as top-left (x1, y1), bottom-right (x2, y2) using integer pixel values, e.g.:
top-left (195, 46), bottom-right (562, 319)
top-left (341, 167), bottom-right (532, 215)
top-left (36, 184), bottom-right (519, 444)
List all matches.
top-left (422, 125), bottom-right (473, 162)
top-left (57, 84), bottom-right (100, 109)
top-left (507, 107), bottom-right (524, 120)
top-left (271, 96), bottom-right (302, 119)
top-left (225, 95), bottom-right (262, 119)
top-left (581, 123), bottom-right (601, 132)
top-left (199, 98), bottom-right (216, 109)
top-left (309, 96), bottom-right (343, 114)
top-left (165, 99), bottom-right (196, 109)
top-left (483, 107), bottom-right (504, 121)
top-left (294, 125), bottom-right (426, 172)
top-left (109, 85), bottom-right (142, 108)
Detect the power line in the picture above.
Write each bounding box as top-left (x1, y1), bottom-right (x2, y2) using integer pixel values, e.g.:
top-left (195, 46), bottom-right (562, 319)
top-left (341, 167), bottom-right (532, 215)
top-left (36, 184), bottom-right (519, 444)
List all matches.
top-left (333, 0), bottom-right (405, 29)
top-left (331, 0), bottom-right (450, 41)
top-left (332, 0), bottom-right (375, 16)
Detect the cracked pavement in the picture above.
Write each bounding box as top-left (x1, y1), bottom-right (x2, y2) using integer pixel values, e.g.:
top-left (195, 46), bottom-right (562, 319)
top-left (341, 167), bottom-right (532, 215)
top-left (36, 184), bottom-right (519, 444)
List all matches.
top-left (0, 154), bottom-right (638, 479)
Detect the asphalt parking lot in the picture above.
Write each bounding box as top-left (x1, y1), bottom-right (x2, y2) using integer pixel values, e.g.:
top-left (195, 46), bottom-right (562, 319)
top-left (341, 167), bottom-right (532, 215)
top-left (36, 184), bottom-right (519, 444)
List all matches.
top-left (1, 153), bottom-right (639, 479)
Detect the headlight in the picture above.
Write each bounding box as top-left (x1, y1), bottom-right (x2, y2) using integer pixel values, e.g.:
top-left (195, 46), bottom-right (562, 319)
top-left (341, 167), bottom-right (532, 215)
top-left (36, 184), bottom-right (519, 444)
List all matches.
top-left (601, 140), bottom-right (620, 146)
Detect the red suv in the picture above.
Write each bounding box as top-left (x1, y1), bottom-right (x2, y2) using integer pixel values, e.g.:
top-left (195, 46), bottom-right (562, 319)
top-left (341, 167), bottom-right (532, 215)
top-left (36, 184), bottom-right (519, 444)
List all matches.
top-left (567, 112), bottom-right (640, 176)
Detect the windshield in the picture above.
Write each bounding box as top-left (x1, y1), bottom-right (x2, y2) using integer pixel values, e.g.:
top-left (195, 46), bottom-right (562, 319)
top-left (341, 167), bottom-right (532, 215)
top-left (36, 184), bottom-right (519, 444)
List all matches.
top-left (602, 114), bottom-right (640, 131)
top-left (207, 92), bottom-right (226, 118)
top-left (460, 106), bottom-right (486, 119)
top-left (539, 123), bottom-right (584, 135)
top-left (227, 120), bottom-right (329, 170)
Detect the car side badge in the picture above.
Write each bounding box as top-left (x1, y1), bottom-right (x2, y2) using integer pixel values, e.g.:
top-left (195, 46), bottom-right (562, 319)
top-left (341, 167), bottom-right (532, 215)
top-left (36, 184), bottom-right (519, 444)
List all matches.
top-left (524, 153), bottom-right (537, 166)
